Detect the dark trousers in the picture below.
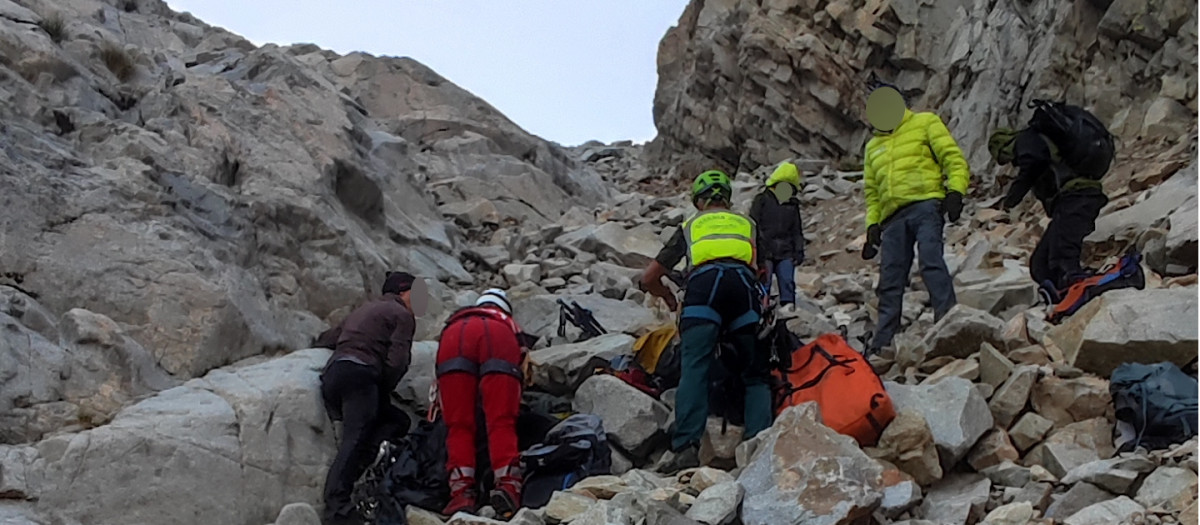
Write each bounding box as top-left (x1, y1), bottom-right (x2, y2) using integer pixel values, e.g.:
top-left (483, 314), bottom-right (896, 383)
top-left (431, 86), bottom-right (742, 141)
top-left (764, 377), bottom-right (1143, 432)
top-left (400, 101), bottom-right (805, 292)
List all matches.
top-left (1031, 190), bottom-right (1108, 290)
top-left (762, 258), bottom-right (797, 305)
top-left (320, 360), bottom-right (410, 520)
top-left (871, 200), bottom-right (956, 350)
top-left (673, 263), bottom-right (773, 449)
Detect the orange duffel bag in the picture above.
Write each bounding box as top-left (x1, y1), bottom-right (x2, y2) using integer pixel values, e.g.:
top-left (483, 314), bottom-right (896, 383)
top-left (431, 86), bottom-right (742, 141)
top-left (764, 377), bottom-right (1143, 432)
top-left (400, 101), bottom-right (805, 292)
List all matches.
top-left (773, 332), bottom-right (896, 446)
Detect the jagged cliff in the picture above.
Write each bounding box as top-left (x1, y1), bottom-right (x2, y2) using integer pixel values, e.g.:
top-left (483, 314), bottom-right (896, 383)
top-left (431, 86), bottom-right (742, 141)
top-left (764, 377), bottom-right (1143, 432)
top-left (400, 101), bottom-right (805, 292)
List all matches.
top-left (647, 0), bottom-right (1197, 186)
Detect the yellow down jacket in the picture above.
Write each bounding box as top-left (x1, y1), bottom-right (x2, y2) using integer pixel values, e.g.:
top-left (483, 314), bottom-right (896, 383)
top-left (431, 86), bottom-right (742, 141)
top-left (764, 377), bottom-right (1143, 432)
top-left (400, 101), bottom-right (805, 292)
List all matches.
top-left (863, 109), bottom-right (970, 226)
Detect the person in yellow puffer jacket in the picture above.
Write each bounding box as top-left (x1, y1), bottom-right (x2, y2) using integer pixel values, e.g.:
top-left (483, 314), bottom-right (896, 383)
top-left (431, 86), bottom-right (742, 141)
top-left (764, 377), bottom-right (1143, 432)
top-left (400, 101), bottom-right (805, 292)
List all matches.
top-left (861, 83), bottom-right (970, 355)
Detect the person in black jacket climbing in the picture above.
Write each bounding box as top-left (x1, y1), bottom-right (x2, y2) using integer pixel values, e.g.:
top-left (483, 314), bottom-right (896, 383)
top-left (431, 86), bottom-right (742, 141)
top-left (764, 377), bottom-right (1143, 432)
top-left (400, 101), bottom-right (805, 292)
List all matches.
top-left (988, 127), bottom-right (1109, 296)
top-left (317, 271), bottom-right (421, 525)
top-left (749, 161), bottom-right (806, 315)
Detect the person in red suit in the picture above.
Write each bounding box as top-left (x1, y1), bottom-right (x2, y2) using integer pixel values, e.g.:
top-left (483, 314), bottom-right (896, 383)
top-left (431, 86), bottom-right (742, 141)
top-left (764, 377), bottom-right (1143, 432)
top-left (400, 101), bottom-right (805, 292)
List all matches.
top-left (436, 288), bottom-right (528, 517)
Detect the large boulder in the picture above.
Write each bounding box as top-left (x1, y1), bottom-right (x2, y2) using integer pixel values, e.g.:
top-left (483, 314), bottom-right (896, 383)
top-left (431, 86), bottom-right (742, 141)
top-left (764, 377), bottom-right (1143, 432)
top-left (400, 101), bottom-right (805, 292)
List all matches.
top-left (886, 378), bottom-right (994, 470)
top-left (954, 266), bottom-right (1039, 317)
top-left (738, 403), bottom-right (884, 525)
top-left (527, 334), bottom-right (636, 395)
top-left (1024, 418), bottom-right (1116, 478)
top-left (1046, 287), bottom-right (1198, 377)
top-left (1029, 375), bottom-right (1112, 428)
top-left (511, 293), bottom-right (663, 339)
top-left (988, 365), bottom-right (1039, 429)
top-left (393, 341), bottom-right (438, 411)
top-left (1060, 456), bottom-right (1156, 495)
top-left (587, 262), bottom-right (644, 300)
top-left (0, 303), bottom-right (178, 443)
top-left (1062, 496), bottom-right (1147, 525)
top-left (870, 409), bottom-right (943, 485)
top-left (917, 474), bottom-right (991, 524)
top-left (572, 375), bottom-right (670, 458)
top-left (1135, 466), bottom-right (1199, 513)
top-left (1088, 164), bottom-right (1197, 275)
top-left (555, 222), bottom-right (662, 268)
top-left (30, 349), bottom-right (336, 525)
top-left (922, 305), bottom-right (1007, 360)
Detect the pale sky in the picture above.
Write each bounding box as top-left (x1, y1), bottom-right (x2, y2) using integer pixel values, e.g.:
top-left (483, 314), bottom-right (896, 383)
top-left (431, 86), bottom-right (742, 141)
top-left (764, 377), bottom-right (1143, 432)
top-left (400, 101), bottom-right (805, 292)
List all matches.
top-left (164, 1), bottom-right (690, 146)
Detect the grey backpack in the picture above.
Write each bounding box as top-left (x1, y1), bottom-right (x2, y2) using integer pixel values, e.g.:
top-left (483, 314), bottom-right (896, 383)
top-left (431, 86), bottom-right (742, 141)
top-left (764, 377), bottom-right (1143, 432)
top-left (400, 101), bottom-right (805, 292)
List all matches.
top-left (1110, 362), bottom-right (1198, 452)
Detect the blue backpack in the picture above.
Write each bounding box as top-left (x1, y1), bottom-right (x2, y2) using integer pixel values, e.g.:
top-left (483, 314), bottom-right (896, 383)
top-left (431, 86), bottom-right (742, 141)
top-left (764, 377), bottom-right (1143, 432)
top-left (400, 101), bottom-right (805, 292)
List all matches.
top-left (1110, 362), bottom-right (1198, 453)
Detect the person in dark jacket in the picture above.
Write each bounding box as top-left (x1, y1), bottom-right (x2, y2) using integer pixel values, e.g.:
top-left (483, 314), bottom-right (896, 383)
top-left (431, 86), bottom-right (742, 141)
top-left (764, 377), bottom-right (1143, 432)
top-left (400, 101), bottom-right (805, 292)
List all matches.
top-left (319, 271), bottom-right (418, 525)
top-left (749, 162), bottom-right (806, 314)
top-left (988, 128), bottom-right (1108, 294)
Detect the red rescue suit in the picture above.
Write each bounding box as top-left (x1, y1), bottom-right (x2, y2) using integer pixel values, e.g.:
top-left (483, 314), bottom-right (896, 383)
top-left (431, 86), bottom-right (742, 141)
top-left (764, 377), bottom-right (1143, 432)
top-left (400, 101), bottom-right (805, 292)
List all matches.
top-left (435, 305), bottom-right (525, 479)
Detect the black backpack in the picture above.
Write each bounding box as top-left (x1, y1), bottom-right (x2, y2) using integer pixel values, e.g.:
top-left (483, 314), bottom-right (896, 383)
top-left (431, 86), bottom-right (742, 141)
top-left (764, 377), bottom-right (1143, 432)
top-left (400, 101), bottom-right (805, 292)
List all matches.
top-left (520, 414), bottom-right (613, 508)
top-left (1027, 99), bottom-right (1116, 181)
top-left (353, 418), bottom-right (450, 525)
top-left (1110, 362), bottom-right (1199, 453)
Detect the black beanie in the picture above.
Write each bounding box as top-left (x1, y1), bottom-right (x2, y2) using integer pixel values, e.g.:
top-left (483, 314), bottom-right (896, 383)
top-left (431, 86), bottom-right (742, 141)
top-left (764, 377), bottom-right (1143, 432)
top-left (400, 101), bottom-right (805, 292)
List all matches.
top-left (382, 271), bottom-right (416, 295)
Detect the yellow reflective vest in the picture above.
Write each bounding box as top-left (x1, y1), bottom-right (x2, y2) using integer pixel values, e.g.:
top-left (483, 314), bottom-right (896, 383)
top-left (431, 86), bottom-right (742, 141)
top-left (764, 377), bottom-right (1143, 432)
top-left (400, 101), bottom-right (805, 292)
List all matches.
top-left (683, 210), bottom-right (756, 268)
top-left (863, 109), bottom-right (970, 226)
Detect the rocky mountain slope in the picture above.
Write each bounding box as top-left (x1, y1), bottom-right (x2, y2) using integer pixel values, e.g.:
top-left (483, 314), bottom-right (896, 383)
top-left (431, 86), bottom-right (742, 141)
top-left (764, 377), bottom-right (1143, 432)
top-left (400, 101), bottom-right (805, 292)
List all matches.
top-left (0, 0), bottom-right (1196, 524)
top-left (0, 0), bottom-right (610, 438)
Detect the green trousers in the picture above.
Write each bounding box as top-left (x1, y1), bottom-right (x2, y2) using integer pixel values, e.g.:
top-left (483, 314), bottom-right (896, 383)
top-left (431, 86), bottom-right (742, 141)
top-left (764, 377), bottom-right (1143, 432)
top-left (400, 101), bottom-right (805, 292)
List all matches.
top-left (670, 322), bottom-right (773, 450)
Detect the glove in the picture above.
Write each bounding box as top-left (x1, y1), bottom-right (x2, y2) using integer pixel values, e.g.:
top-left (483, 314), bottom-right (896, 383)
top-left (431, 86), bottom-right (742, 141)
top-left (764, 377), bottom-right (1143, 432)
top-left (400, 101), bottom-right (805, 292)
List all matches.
top-left (866, 224), bottom-right (882, 248)
top-left (942, 191), bottom-right (964, 222)
top-left (861, 242), bottom-right (878, 260)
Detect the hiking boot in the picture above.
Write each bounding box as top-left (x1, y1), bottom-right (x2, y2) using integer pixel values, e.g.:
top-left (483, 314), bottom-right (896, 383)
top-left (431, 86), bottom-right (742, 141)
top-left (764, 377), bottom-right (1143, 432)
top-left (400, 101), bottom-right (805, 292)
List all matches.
top-left (779, 303), bottom-right (797, 317)
top-left (489, 465), bottom-right (522, 519)
top-left (656, 444), bottom-right (701, 474)
top-left (442, 467), bottom-right (479, 516)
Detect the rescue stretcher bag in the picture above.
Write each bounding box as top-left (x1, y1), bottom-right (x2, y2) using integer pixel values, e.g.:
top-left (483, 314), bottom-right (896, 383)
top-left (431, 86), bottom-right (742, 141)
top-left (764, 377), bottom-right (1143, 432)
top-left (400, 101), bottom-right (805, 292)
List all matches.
top-left (774, 333), bottom-right (896, 446)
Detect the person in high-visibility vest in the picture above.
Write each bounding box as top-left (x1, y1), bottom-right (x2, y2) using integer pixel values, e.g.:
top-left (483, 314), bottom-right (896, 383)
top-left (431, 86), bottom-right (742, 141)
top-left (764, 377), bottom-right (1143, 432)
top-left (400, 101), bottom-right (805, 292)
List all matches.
top-left (639, 170), bottom-right (773, 473)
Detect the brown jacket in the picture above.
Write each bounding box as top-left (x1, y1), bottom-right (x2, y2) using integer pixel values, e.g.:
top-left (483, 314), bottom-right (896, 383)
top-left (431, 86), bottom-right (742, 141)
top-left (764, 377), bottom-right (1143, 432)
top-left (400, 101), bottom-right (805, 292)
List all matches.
top-left (321, 294), bottom-right (415, 391)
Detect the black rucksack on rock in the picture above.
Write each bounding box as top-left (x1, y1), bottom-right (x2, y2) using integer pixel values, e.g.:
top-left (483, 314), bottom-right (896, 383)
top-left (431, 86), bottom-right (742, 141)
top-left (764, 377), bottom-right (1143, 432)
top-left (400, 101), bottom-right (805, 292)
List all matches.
top-left (520, 414), bottom-right (613, 509)
top-left (1110, 362), bottom-right (1199, 453)
top-left (353, 418), bottom-right (450, 525)
top-left (1028, 99), bottom-right (1116, 181)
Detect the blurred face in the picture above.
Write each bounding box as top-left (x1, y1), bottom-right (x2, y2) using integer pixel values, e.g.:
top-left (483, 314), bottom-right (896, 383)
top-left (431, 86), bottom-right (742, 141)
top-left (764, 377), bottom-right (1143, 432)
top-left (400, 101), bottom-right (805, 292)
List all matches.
top-left (772, 182), bottom-right (795, 201)
top-left (406, 278), bottom-right (428, 317)
top-left (867, 87), bottom-right (905, 131)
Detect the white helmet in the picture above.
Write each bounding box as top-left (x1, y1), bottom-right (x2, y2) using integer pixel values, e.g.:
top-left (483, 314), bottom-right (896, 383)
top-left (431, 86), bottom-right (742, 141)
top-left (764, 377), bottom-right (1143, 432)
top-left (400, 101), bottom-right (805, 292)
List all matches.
top-left (475, 288), bottom-right (512, 315)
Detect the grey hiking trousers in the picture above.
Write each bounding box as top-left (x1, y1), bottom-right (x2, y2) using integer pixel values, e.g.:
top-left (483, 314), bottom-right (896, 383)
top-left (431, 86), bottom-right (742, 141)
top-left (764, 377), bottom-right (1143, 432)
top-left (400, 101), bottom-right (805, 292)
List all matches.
top-left (870, 199), bottom-right (957, 349)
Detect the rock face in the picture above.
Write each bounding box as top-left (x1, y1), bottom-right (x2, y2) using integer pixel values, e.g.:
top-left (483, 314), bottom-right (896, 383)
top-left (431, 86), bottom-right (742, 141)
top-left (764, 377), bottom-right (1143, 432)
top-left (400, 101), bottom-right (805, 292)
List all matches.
top-left (1047, 287), bottom-right (1199, 377)
top-left (648, 0), bottom-right (1197, 182)
top-left (0, 0), bottom-right (609, 384)
top-left (738, 403), bottom-right (884, 525)
top-left (886, 378), bottom-right (994, 470)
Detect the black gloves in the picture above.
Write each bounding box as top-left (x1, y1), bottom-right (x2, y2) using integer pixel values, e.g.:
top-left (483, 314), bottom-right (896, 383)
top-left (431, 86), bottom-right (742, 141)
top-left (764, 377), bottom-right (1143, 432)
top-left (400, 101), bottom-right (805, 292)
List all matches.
top-left (862, 224), bottom-right (882, 260)
top-left (942, 191), bottom-right (964, 222)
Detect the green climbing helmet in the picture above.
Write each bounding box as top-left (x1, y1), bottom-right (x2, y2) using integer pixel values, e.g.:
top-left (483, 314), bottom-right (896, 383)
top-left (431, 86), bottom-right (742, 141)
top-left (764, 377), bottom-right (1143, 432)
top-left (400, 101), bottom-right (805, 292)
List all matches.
top-left (692, 170), bottom-right (732, 203)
